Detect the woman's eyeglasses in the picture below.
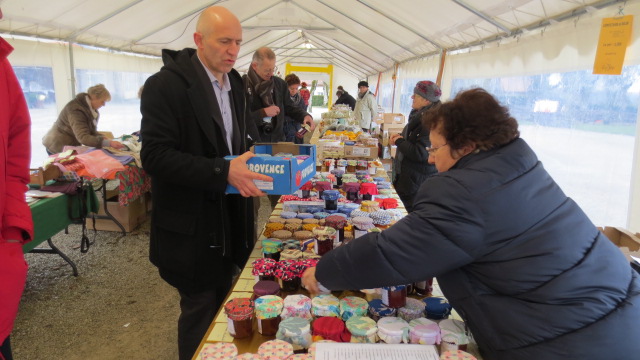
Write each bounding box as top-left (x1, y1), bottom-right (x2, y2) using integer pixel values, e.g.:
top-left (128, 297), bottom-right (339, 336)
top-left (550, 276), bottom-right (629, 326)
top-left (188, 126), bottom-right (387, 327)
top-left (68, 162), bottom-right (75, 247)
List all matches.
top-left (425, 143), bottom-right (448, 155)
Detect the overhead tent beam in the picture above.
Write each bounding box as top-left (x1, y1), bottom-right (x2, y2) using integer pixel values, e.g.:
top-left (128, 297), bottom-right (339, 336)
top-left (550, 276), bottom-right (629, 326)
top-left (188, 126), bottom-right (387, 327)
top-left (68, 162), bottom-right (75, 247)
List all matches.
top-left (306, 31), bottom-right (384, 71)
top-left (243, 26), bottom-right (336, 31)
top-left (450, 0), bottom-right (512, 35)
top-left (311, 48), bottom-right (368, 78)
top-left (304, 33), bottom-right (379, 74)
top-left (66, 0), bottom-right (145, 40)
top-left (131, 0), bottom-right (224, 43)
top-left (316, 0), bottom-right (419, 56)
top-left (279, 46), bottom-right (366, 79)
top-left (290, 1), bottom-right (400, 63)
top-left (355, 0), bottom-right (442, 50)
top-left (237, 31), bottom-right (298, 69)
top-left (271, 47), bottom-right (336, 51)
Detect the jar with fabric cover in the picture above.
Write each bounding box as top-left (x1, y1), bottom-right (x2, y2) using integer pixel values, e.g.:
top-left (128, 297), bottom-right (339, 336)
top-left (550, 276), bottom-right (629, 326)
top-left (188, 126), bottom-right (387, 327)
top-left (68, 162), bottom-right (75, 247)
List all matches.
top-left (346, 316), bottom-right (378, 343)
top-left (339, 296), bottom-right (369, 321)
top-left (322, 189), bottom-right (341, 211)
top-left (409, 318), bottom-right (441, 345)
top-left (264, 222), bottom-right (285, 238)
top-left (271, 230), bottom-right (293, 242)
top-left (360, 200), bottom-right (380, 212)
top-left (312, 226), bottom-right (336, 256)
top-left (280, 249), bottom-right (303, 261)
top-left (398, 297), bottom-right (426, 322)
top-left (324, 215), bottom-right (347, 244)
top-left (199, 342), bottom-right (238, 359)
top-left (252, 258), bottom-right (278, 282)
top-left (281, 239), bottom-right (302, 251)
top-left (276, 317), bottom-right (312, 350)
top-left (257, 339), bottom-right (294, 360)
top-left (414, 278), bottom-right (434, 296)
top-left (359, 182), bottom-right (378, 201)
top-left (314, 181), bottom-right (332, 198)
top-left (369, 210), bottom-right (392, 228)
top-left (439, 318), bottom-right (470, 353)
top-left (279, 211), bottom-right (298, 219)
top-left (368, 298), bottom-right (397, 321)
top-left (311, 294), bottom-right (341, 318)
top-left (262, 238), bottom-right (283, 261)
top-left (253, 280), bottom-right (281, 300)
top-left (312, 316), bottom-right (351, 342)
top-left (423, 297), bottom-right (453, 320)
top-left (356, 160), bottom-right (368, 171)
top-left (377, 317), bottom-right (410, 344)
top-left (281, 294), bottom-right (313, 320)
top-left (381, 285), bottom-right (407, 308)
top-left (346, 159), bottom-right (357, 172)
top-left (342, 182), bottom-right (360, 201)
top-left (351, 216), bottom-right (374, 239)
top-left (255, 295), bottom-right (284, 336)
top-left (223, 298), bottom-right (254, 339)
top-left (269, 216), bottom-right (287, 224)
top-left (439, 350), bottom-right (478, 360)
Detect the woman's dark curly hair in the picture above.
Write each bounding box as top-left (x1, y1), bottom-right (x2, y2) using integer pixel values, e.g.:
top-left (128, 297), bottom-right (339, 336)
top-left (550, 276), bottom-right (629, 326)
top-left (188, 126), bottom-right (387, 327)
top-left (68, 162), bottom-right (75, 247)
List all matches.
top-left (423, 88), bottom-right (519, 152)
top-left (285, 73), bottom-right (301, 86)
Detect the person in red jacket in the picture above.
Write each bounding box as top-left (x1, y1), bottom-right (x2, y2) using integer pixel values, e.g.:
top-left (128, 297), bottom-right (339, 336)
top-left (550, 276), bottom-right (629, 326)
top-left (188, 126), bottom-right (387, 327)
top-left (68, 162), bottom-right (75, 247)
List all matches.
top-left (299, 81), bottom-right (311, 108)
top-left (0, 8), bottom-right (35, 359)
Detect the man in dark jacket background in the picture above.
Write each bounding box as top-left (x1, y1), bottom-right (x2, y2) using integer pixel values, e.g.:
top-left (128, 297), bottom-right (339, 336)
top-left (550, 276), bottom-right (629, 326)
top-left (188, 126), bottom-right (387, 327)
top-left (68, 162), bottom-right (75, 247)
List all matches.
top-left (140, 7), bottom-right (271, 360)
top-left (243, 47), bottom-right (315, 142)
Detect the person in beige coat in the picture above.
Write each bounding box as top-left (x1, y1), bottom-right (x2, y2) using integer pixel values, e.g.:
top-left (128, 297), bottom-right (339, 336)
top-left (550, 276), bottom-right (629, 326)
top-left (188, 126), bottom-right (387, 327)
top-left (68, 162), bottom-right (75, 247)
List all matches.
top-left (42, 84), bottom-right (125, 154)
top-left (353, 80), bottom-right (377, 132)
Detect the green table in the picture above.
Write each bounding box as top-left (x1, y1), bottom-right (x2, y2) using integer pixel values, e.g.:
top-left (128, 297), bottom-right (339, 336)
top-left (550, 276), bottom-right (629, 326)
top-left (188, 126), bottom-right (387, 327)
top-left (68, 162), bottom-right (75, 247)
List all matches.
top-left (24, 186), bottom-right (98, 276)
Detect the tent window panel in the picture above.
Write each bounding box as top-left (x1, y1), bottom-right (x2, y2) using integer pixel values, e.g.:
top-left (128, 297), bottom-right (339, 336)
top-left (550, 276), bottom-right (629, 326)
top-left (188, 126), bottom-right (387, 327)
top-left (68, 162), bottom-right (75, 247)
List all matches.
top-left (451, 65), bottom-right (640, 227)
top-left (13, 66), bottom-right (58, 168)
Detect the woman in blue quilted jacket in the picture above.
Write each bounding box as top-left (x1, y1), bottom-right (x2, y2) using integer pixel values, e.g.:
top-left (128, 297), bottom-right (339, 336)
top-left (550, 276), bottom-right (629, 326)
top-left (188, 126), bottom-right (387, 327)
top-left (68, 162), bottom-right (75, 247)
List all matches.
top-left (303, 88), bottom-right (640, 360)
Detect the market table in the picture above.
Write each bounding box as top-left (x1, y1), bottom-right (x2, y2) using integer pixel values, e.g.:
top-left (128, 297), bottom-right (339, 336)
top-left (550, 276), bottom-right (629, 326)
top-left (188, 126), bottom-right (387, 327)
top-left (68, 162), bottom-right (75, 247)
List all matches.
top-left (24, 185), bottom-right (99, 276)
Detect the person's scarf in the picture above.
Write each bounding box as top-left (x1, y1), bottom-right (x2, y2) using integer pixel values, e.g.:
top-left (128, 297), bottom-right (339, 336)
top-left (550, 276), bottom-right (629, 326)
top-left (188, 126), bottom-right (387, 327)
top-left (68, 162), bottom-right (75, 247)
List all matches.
top-left (246, 65), bottom-right (275, 106)
top-left (290, 92), bottom-right (302, 106)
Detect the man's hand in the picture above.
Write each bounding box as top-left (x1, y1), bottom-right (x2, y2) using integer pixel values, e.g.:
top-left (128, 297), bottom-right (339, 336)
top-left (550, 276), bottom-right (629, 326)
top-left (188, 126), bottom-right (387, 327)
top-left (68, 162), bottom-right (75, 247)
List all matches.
top-left (263, 105), bottom-right (280, 117)
top-left (389, 133), bottom-right (403, 146)
top-left (227, 151), bottom-right (273, 197)
top-left (303, 115), bottom-right (316, 131)
top-left (301, 267), bottom-right (320, 294)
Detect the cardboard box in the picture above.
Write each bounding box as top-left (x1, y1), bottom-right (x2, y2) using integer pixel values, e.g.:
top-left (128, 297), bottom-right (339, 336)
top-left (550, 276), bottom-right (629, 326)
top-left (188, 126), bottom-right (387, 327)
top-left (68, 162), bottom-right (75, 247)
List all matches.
top-left (382, 123), bottom-right (405, 132)
top-left (383, 113), bottom-right (406, 124)
top-left (91, 195), bottom-right (147, 232)
top-left (381, 158), bottom-right (393, 172)
top-left (600, 226), bottom-right (640, 251)
top-left (225, 143), bottom-right (316, 195)
top-left (29, 166), bottom-right (61, 186)
top-left (389, 145), bottom-right (397, 158)
top-left (344, 145), bottom-right (378, 160)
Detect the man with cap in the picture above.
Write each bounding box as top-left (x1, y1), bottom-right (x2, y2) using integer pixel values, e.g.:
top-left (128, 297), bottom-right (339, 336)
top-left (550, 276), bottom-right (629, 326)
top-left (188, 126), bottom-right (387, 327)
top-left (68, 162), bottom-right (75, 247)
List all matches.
top-left (353, 81), bottom-right (377, 132)
top-left (390, 80), bottom-right (441, 212)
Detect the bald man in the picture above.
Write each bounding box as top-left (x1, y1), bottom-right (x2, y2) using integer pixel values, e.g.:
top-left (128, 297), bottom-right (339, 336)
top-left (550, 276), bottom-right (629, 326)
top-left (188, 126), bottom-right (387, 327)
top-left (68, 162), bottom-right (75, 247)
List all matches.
top-left (140, 7), bottom-right (270, 359)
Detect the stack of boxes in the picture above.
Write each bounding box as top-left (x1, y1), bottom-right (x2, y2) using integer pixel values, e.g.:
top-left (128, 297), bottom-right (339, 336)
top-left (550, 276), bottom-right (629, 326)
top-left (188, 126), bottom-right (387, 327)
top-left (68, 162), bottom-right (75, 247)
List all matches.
top-left (374, 113), bottom-right (407, 172)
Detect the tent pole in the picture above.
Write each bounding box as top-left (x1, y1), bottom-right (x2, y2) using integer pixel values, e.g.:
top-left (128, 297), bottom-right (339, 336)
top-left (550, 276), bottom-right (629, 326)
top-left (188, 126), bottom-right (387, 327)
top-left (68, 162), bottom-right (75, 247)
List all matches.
top-left (68, 41), bottom-right (76, 96)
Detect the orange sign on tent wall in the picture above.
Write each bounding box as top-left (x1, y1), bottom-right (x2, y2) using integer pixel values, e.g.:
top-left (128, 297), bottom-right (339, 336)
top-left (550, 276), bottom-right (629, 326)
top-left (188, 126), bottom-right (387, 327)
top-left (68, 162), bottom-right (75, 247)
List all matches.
top-left (593, 15), bottom-right (634, 75)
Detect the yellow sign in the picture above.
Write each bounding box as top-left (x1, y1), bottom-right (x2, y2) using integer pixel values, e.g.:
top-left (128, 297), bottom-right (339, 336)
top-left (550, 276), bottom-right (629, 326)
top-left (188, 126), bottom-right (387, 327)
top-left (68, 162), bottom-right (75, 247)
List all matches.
top-left (593, 15), bottom-right (634, 75)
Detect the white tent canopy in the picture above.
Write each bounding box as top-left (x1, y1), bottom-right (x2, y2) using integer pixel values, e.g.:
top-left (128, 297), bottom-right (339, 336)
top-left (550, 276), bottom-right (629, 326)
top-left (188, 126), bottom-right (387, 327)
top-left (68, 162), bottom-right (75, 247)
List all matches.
top-left (2, 0), bottom-right (640, 231)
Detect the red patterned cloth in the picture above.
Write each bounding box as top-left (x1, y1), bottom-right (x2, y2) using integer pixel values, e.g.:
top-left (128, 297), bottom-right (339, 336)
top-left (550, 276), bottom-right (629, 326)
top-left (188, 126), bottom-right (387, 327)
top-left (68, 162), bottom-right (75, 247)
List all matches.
top-left (117, 164), bottom-right (151, 206)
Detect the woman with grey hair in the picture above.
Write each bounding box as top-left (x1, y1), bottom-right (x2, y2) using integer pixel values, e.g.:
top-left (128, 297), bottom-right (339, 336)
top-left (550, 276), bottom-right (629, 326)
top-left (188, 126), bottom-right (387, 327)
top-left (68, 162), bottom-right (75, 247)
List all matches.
top-left (42, 84), bottom-right (126, 154)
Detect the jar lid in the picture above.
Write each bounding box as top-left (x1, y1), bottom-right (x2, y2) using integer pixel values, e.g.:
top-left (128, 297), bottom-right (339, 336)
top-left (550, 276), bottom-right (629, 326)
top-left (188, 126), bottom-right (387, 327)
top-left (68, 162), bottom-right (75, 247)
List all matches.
top-left (314, 181), bottom-right (332, 191)
top-left (369, 210), bottom-right (392, 225)
top-left (346, 316), bottom-right (378, 337)
top-left (253, 280), bottom-right (281, 296)
top-left (283, 294), bottom-right (312, 309)
top-left (423, 297), bottom-right (453, 319)
top-left (312, 294), bottom-right (341, 317)
top-left (313, 212), bottom-right (331, 219)
top-left (349, 210), bottom-right (370, 219)
top-left (279, 316), bottom-right (311, 337)
top-left (439, 350), bottom-right (477, 360)
top-left (302, 223), bottom-right (320, 232)
top-left (409, 318), bottom-right (441, 338)
top-left (235, 353), bottom-right (264, 359)
top-left (285, 218), bottom-right (303, 224)
top-left (400, 297), bottom-right (426, 313)
top-left (258, 339), bottom-right (294, 359)
top-left (271, 229), bottom-right (293, 239)
top-left (293, 230), bottom-right (314, 240)
top-left (339, 296), bottom-right (369, 321)
top-left (280, 249), bottom-right (303, 260)
top-left (280, 211), bottom-right (298, 219)
top-left (439, 319), bottom-right (469, 345)
top-left (322, 190), bottom-right (341, 201)
top-left (269, 216), bottom-right (287, 224)
top-left (302, 218), bottom-right (319, 224)
top-left (312, 316), bottom-right (349, 342)
top-left (312, 226), bottom-right (337, 238)
top-left (281, 239), bottom-right (302, 251)
top-left (199, 342), bottom-right (238, 359)
top-left (300, 181), bottom-right (314, 191)
top-left (368, 298), bottom-right (397, 317)
top-left (297, 212), bottom-right (315, 219)
top-left (351, 216), bottom-right (374, 230)
top-left (262, 239), bottom-right (283, 254)
top-left (254, 295), bottom-right (284, 319)
top-left (223, 298), bottom-right (254, 320)
top-left (251, 258), bottom-right (277, 276)
top-left (377, 316), bottom-right (410, 335)
top-left (325, 215), bottom-right (347, 229)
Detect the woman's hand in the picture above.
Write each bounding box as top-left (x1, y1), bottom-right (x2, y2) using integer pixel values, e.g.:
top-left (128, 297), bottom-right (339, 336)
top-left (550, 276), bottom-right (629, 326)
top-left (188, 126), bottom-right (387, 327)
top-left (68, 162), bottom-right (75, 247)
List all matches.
top-left (302, 267), bottom-right (321, 294)
top-left (109, 140), bottom-right (127, 150)
top-left (390, 133), bottom-right (403, 146)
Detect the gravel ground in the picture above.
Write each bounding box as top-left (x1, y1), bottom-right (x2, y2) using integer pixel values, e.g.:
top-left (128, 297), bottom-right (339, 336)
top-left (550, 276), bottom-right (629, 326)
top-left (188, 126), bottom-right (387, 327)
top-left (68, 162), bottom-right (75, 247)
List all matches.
top-left (12, 197), bottom-right (272, 360)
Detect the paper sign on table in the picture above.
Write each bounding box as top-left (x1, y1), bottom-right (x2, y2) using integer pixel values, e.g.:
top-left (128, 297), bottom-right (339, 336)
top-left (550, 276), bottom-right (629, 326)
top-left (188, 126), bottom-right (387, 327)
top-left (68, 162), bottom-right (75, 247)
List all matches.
top-left (315, 343), bottom-right (439, 360)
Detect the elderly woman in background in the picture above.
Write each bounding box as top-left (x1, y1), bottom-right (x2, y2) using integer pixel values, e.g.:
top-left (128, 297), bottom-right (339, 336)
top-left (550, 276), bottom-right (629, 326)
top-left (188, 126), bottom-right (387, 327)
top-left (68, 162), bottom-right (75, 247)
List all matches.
top-left (42, 84), bottom-right (125, 154)
top-left (303, 88), bottom-right (640, 359)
